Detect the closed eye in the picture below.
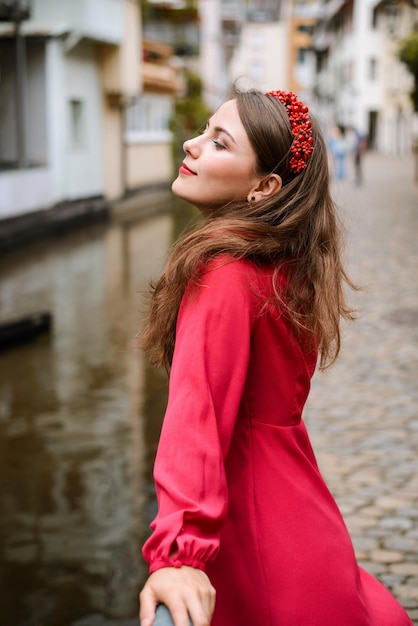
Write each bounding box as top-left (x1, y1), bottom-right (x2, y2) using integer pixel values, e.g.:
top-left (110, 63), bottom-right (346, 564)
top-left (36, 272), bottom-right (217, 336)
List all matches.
top-left (212, 140), bottom-right (226, 150)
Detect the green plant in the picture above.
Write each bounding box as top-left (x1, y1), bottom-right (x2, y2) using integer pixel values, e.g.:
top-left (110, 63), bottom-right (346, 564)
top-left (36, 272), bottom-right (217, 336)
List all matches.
top-left (170, 69), bottom-right (212, 168)
top-left (169, 70), bottom-right (211, 236)
top-left (399, 32), bottom-right (418, 111)
top-left (140, 0), bottom-right (198, 25)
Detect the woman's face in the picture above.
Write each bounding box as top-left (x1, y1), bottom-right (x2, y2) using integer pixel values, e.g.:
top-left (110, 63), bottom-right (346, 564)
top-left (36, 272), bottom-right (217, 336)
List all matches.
top-left (172, 99), bottom-right (261, 213)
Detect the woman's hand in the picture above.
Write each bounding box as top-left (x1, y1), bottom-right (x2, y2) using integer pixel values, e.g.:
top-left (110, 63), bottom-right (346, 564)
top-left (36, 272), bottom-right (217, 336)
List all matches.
top-left (139, 566), bottom-right (216, 626)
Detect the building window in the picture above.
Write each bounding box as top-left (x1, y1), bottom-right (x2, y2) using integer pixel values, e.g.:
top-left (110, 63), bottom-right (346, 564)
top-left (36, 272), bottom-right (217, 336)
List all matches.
top-left (250, 30), bottom-right (263, 51)
top-left (125, 94), bottom-right (172, 143)
top-left (369, 57), bottom-right (377, 80)
top-left (0, 38), bottom-right (47, 169)
top-left (249, 59), bottom-right (263, 83)
top-left (297, 24), bottom-right (314, 35)
top-left (69, 99), bottom-right (84, 149)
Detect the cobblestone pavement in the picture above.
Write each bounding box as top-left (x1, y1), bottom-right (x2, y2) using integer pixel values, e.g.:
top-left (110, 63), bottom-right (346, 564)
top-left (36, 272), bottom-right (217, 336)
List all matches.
top-left (305, 152), bottom-right (418, 623)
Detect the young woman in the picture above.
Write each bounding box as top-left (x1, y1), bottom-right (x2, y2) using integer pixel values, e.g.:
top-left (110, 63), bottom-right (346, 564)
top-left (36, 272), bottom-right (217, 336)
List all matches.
top-left (138, 89), bottom-right (413, 626)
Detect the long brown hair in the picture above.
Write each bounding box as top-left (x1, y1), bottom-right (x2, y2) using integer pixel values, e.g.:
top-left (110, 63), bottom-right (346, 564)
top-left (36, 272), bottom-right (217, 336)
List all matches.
top-left (139, 88), bottom-right (357, 370)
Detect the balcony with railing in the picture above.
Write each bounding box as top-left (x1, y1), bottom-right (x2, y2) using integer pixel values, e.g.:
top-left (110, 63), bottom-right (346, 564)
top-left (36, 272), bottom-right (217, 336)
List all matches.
top-left (27, 0), bottom-right (124, 45)
top-left (0, 0), bottom-right (31, 22)
top-left (142, 38), bottom-right (179, 93)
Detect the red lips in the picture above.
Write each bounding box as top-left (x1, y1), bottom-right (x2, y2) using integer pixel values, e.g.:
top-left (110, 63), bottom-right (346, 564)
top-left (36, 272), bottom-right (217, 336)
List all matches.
top-left (179, 162), bottom-right (197, 176)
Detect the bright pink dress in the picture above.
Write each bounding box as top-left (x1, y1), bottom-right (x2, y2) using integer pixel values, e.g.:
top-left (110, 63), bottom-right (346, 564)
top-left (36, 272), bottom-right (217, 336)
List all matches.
top-left (142, 257), bottom-right (412, 626)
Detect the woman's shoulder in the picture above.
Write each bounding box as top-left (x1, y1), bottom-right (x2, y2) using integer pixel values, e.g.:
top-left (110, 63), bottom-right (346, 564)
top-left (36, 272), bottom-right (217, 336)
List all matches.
top-left (180, 256), bottom-right (261, 318)
top-left (191, 255), bottom-right (288, 311)
top-left (180, 255), bottom-right (291, 330)
top-left (204, 254), bottom-right (275, 279)
top-left (198, 255), bottom-right (273, 294)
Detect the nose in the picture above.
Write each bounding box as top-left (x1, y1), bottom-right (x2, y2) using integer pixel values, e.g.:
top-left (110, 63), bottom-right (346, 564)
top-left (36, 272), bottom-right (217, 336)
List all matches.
top-left (183, 134), bottom-right (200, 157)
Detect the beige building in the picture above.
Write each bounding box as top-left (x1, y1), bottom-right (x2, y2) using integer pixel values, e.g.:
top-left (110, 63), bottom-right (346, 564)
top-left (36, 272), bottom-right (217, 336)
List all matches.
top-left (124, 38), bottom-right (179, 195)
top-left (200, 0), bottom-right (319, 103)
top-left (225, 1), bottom-right (289, 93)
top-left (287, 1), bottom-right (319, 101)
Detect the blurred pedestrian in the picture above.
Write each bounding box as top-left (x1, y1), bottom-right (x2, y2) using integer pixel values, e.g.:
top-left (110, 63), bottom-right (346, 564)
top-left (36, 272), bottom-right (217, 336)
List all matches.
top-left (138, 88), bottom-right (413, 626)
top-left (350, 127), bottom-right (367, 185)
top-left (328, 125), bottom-right (348, 179)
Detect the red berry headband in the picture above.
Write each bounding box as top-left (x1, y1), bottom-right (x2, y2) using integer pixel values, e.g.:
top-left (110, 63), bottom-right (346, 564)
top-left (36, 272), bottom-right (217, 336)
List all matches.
top-left (266, 90), bottom-right (314, 174)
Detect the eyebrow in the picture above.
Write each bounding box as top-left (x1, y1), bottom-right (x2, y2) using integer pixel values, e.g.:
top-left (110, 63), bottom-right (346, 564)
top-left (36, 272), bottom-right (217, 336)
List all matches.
top-left (206, 119), bottom-right (236, 144)
top-left (214, 126), bottom-right (236, 144)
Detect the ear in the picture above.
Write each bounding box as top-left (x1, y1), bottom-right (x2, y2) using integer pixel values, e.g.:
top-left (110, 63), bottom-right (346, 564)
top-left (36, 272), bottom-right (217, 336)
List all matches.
top-left (247, 174), bottom-right (282, 203)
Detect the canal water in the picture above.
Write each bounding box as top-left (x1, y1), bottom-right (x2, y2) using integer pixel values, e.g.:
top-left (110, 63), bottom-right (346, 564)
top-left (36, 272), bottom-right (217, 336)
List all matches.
top-left (0, 199), bottom-right (197, 625)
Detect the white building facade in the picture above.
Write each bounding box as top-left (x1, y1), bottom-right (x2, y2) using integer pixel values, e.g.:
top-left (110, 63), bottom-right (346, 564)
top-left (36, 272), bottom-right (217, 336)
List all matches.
top-left (198, 0), bottom-right (291, 108)
top-left (0, 0), bottom-right (134, 220)
top-left (313, 0), bottom-right (417, 154)
top-left (0, 0), bottom-right (177, 231)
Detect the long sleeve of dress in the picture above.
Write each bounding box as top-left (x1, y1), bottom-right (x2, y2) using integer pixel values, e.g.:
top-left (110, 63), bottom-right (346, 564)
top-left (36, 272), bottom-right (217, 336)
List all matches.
top-left (142, 258), bottom-right (257, 573)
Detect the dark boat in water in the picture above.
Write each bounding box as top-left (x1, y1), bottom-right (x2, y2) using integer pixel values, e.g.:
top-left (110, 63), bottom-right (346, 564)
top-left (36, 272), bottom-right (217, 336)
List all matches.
top-left (0, 312), bottom-right (52, 351)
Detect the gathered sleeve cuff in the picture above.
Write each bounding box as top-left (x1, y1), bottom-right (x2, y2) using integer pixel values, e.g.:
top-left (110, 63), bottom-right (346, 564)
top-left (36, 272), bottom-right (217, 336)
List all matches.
top-left (142, 257), bottom-right (259, 573)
